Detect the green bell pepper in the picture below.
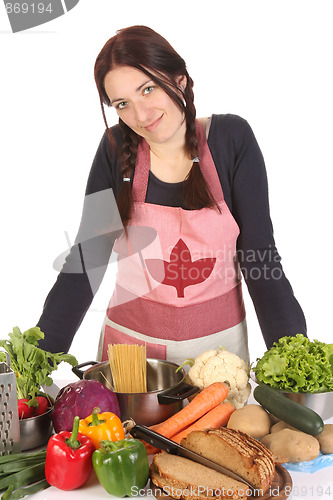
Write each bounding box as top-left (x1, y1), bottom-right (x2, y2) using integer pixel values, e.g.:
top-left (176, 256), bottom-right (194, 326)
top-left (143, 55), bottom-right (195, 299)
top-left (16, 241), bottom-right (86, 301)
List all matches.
top-left (92, 438), bottom-right (149, 497)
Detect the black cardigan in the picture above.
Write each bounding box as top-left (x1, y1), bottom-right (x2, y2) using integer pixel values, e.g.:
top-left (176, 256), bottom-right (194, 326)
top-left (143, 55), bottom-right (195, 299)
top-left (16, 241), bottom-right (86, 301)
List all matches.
top-left (37, 114), bottom-right (307, 353)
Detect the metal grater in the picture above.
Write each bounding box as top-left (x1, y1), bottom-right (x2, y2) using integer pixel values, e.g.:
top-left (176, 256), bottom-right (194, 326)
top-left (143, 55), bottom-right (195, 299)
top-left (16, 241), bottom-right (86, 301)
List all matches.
top-left (0, 354), bottom-right (20, 455)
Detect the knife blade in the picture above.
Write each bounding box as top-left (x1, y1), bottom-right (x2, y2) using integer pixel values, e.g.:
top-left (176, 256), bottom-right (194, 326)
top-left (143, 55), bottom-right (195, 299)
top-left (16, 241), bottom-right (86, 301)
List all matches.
top-left (130, 424), bottom-right (255, 491)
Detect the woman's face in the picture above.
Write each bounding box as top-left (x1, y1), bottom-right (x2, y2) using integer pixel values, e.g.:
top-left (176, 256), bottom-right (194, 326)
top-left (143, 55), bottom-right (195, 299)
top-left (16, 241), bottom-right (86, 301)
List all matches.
top-left (104, 66), bottom-right (186, 147)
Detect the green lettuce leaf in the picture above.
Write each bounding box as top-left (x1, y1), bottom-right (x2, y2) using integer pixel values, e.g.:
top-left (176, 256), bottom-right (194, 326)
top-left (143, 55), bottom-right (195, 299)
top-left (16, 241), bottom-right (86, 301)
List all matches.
top-left (254, 334), bottom-right (333, 393)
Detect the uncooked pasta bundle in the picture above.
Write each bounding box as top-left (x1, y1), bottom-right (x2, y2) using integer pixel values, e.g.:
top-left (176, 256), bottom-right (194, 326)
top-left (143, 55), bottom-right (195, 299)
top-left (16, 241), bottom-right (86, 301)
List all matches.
top-left (107, 343), bottom-right (147, 393)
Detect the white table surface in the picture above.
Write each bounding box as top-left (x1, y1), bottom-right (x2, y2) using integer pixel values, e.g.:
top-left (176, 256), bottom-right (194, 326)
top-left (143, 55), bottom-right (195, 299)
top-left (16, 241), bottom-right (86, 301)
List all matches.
top-left (30, 377), bottom-right (333, 500)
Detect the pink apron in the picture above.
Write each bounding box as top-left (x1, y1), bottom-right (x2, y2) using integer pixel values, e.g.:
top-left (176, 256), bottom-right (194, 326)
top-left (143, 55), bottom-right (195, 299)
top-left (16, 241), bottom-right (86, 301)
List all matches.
top-left (97, 121), bottom-right (248, 365)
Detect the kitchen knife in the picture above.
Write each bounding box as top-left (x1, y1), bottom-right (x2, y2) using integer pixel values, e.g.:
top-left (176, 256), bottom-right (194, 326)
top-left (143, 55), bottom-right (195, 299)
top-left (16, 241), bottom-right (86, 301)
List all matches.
top-left (130, 424), bottom-right (255, 492)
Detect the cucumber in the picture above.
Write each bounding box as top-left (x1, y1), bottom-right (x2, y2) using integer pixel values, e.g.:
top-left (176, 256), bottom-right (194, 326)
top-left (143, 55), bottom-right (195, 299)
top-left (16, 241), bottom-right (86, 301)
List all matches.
top-left (253, 384), bottom-right (324, 436)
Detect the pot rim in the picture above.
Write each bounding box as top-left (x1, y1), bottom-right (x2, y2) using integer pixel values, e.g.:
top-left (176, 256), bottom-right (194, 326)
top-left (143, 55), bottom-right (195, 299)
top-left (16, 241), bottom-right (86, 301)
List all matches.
top-left (19, 406), bottom-right (54, 424)
top-left (82, 358), bottom-right (186, 396)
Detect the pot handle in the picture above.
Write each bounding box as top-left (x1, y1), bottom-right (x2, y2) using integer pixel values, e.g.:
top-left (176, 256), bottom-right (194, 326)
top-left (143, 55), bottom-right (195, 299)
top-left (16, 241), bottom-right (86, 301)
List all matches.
top-left (72, 361), bottom-right (98, 379)
top-left (157, 382), bottom-right (199, 405)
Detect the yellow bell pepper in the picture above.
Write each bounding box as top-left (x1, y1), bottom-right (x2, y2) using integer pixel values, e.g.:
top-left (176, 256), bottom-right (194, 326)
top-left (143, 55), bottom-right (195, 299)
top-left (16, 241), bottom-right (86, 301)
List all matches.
top-left (79, 407), bottom-right (125, 449)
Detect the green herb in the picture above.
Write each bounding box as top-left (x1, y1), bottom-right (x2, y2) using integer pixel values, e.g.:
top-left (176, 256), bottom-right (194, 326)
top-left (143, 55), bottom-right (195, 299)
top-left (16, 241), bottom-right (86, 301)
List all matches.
top-left (1, 479), bottom-right (49, 500)
top-left (0, 462), bottom-right (45, 491)
top-left (0, 326), bottom-right (77, 405)
top-left (254, 334), bottom-right (333, 393)
top-left (0, 451), bottom-right (46, 466)
top-left (0, 445), bottom-right (48, 499)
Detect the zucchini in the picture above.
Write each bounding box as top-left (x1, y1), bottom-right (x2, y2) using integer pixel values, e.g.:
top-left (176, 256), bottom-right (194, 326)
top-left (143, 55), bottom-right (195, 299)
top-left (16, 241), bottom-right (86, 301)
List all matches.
top-left (253, 384), bottom-right (324, 436)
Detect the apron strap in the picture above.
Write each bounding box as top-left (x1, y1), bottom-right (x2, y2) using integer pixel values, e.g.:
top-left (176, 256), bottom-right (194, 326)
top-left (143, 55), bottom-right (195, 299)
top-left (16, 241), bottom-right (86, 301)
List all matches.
top-left (132, 138), bottom-right (150, 203)
top-left (132, 119), bottom-right (224, 203)
top-left (195, 119), bottom-right (224, 203)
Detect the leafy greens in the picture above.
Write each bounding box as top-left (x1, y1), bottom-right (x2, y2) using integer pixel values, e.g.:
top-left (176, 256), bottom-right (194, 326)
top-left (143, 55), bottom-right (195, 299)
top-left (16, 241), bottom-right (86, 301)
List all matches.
top-left (254, 334), bottom-right (333, 393)
top-left (0, 326), bottom-right (77, 405)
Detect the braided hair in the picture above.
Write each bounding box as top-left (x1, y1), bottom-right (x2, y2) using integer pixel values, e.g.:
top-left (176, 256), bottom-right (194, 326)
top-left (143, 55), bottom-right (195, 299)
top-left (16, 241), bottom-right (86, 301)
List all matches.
top-left (94, 26), bottom-right (219, 224)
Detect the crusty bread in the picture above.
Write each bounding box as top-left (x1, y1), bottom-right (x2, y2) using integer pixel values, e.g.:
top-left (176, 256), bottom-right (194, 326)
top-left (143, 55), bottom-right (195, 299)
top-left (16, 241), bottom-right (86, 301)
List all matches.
top-left (150, 452), bottom-right (248, 500)
top-left (181, 428), bottom-right (275, 494)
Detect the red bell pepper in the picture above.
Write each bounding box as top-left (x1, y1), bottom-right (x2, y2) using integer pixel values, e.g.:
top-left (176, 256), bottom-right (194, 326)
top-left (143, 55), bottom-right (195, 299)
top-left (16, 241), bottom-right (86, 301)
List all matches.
top-left (45, 415), bottom-right (95, 490)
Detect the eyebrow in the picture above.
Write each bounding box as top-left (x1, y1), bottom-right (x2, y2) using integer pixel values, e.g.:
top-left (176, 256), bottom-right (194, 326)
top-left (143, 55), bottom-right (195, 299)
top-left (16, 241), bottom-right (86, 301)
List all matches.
top-left (110, 79), bottom-right (153, 105)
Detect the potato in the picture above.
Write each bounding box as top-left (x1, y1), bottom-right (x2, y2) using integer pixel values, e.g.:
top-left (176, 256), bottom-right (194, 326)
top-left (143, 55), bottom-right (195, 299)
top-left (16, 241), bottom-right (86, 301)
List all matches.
top-left (316, 424), bottom-right (333, 454)
top-left (261, 428), bottom-right (320, 462)
top-left (268, 412), bottom-right (280, 426)
top-left (227, 404), bottom-right (270, 439)
top-left (270, 421), bottom-right (299, 433)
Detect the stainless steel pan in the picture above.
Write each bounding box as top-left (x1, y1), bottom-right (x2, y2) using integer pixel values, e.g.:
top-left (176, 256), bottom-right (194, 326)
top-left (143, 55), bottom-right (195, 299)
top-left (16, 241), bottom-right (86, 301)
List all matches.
top-left (73, 358), bottom-right (199, 426)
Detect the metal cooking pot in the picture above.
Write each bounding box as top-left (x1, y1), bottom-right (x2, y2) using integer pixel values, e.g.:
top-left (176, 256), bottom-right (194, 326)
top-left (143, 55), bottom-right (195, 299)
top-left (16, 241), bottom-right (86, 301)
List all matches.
top-left (72, 359), bottom-right (199, 426)
top-left (19, 407), bottom-right (53, 451)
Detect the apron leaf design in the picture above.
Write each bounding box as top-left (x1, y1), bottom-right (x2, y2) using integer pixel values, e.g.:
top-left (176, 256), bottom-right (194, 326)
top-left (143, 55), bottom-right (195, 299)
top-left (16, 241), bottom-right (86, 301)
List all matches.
top-left (145, 239), bottom-right (216, 298)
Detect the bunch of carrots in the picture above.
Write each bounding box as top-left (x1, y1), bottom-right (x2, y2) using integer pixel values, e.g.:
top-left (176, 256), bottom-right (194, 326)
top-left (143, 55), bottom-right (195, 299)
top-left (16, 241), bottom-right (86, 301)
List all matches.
top-left (142, 382), bottom-right (235, 454)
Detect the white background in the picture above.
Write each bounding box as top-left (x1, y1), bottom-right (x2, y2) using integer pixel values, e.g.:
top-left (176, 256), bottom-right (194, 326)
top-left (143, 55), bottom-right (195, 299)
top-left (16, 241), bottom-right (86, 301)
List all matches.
top-left (0, 0), bottom-right (332, 379)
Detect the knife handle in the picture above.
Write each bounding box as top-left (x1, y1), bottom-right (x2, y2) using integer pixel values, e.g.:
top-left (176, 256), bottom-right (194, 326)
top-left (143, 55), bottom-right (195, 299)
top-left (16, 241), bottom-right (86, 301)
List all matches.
top-left (130, 425), bottom-right (179, 454)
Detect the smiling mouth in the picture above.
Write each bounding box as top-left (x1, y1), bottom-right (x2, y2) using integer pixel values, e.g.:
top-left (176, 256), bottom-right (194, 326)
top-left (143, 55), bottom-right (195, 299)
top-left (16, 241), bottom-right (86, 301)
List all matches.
top-left (145, 115), bottom-right (163, 132)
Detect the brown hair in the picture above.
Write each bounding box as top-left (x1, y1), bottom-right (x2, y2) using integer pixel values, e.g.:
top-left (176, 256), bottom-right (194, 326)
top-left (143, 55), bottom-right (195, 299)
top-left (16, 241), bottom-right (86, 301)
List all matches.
top-left (94, 25), bottom-right (219, 224)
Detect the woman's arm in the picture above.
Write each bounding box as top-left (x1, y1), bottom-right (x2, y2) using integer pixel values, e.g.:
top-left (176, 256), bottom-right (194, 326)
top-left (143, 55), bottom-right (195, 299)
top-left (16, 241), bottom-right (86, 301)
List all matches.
top-left (209, 114), bottom-right (307, 348)
top-left (37, 127), bottom-right (123, 353)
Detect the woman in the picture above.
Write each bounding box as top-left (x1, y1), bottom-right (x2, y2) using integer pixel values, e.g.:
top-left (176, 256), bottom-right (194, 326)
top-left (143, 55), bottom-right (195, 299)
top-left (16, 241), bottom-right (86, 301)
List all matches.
top-left (37, 26), bottom-right (306, 365)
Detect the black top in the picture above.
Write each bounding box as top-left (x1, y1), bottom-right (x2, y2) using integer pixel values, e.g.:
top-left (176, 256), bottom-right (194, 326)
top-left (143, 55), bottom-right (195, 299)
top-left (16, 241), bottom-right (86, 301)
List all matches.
top-left (37, 114), bottom-right (307, 353)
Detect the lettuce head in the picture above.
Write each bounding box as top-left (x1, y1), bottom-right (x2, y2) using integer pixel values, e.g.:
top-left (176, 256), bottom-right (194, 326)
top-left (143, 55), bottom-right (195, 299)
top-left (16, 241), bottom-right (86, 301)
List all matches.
top-left (254, 334), bottom-right (333, 393)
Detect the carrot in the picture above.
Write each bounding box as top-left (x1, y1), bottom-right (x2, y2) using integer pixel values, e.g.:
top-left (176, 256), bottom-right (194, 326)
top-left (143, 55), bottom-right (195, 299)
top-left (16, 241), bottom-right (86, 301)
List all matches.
top-left (146, 382), bottom-right (228, 445)
top-left (150, 423), bottom-right (162, 432)
top-left (144, 442), bottom-right (160, 455)
top-left (143, 384), bottom-right (229, 454)
top-left (171, 401), bottom-right (236, 444)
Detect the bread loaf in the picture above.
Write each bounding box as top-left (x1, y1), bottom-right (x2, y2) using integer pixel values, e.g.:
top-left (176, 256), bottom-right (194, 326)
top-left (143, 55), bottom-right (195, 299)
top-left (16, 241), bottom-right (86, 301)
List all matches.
top-left (181, 428), bottom-right (275, 493)
top-left (150, 451), bottom-right (248, 500)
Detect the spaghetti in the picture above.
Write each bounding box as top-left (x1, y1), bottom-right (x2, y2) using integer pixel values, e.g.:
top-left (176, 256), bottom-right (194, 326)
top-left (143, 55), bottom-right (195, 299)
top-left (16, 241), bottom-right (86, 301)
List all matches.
top-left (108, 343), bottom-right (147, 393)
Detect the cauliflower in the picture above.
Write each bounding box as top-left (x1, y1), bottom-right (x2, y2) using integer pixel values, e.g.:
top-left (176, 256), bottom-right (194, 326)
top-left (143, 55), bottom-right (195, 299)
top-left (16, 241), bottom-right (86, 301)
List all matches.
top-left (184, 348), bottom-right (251, 409)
